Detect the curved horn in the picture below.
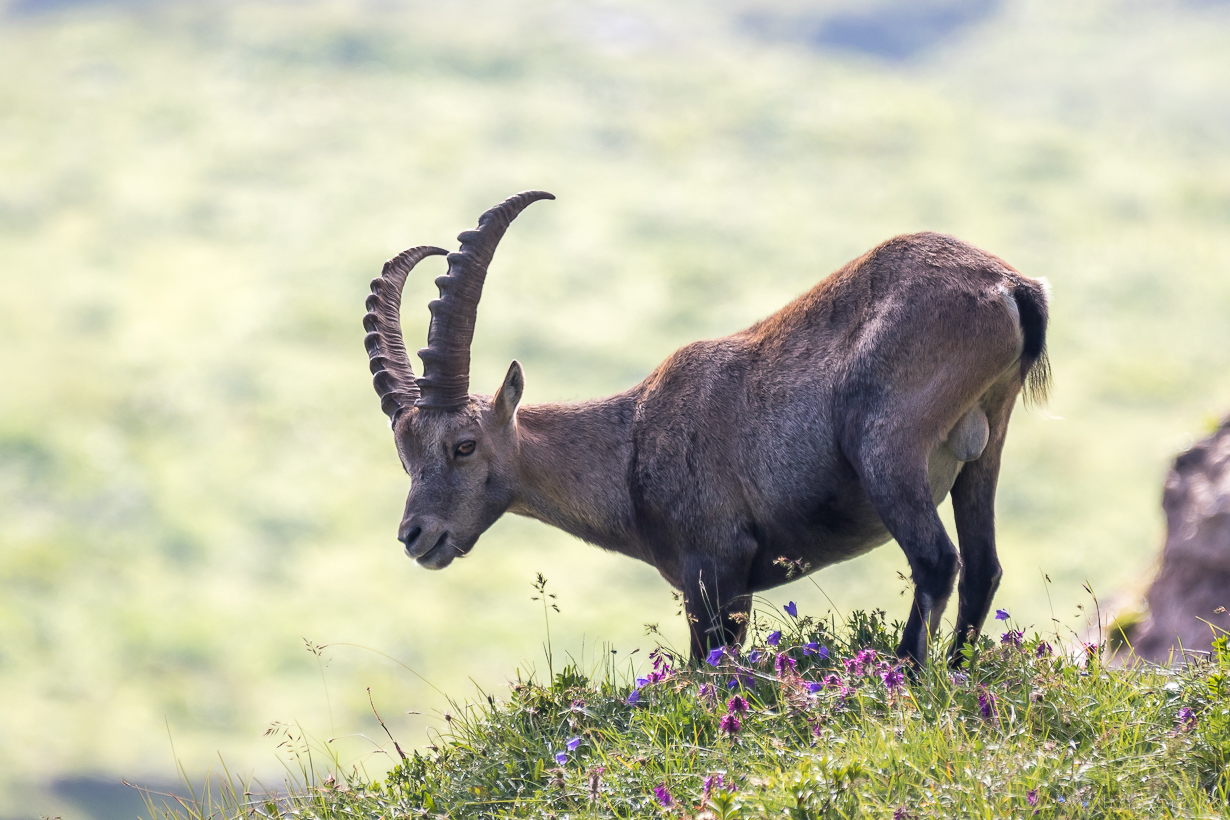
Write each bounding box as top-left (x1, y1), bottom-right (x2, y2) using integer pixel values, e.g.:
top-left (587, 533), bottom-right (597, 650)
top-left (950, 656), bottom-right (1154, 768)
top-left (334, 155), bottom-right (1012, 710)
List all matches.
top-left (364, 245), bottom-right (448, 420)
top-left (415, 190), bottom-right (555, 410)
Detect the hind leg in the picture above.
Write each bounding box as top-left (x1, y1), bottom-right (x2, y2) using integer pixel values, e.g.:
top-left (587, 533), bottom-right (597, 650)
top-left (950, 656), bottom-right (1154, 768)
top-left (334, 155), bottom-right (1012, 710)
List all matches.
top-left (948, 397), bottom-right (1015, 666)
top-left (856, 443), bottom-right (960, 668)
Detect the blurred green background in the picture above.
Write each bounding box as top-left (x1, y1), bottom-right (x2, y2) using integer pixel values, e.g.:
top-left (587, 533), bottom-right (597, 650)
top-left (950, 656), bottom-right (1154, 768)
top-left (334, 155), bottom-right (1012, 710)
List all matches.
top-left (2, 0), bottom-right (1229, 816)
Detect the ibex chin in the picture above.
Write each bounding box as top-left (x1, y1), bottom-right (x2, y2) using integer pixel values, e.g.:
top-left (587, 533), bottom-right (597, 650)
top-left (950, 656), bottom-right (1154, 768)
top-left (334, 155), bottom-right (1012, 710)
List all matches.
top-left (363, 191), bottom-right (1050, 667)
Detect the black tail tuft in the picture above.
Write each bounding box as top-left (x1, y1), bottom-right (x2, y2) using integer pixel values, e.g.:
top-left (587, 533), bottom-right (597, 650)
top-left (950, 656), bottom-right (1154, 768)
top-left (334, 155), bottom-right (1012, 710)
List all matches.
top-left (1013, 281), bottom-right (1051, 406)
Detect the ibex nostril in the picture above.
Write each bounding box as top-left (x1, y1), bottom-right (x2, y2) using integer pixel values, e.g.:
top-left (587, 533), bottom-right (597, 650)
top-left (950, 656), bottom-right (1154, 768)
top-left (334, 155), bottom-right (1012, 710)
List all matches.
top-left (401, 526), bottom-right (422, 547)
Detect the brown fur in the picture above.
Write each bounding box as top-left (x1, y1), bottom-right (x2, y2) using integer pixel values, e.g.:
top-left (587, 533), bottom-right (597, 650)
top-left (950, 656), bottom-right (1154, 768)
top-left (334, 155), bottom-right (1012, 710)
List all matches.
top-left (371, 196), bottom-right (1049, 667)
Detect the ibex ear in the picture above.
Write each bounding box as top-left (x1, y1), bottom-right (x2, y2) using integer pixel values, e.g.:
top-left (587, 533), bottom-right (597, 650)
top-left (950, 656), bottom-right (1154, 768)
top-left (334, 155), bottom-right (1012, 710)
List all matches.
top-left (493, 360), bottom-right (524, 428)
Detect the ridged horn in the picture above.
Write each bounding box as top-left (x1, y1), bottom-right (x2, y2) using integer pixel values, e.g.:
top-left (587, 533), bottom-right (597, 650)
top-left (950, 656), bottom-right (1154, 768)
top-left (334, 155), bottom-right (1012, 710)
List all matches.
top-left (364, 245), bottom-right (448, 420)
top-left (415, 190), bottom-right (555, 410)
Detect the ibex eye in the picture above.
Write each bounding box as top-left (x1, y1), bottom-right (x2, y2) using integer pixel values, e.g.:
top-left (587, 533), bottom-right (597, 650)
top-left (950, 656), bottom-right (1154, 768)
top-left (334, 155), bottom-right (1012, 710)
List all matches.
top-left (455, 440), bottom-right (477, 457)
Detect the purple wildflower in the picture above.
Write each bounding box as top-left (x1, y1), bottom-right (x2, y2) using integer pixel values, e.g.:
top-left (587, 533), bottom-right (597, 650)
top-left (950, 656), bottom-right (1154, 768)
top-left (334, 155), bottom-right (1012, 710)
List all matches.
top-left (995, 609), bottom-right (1010, 621)
top-left (626, 689), bottom-right (640, 705)
top-left (775, 653), bottom-right (797, 676)
top-left (843, 657), bottom-right (860, 675)
top-left (1035, 640), bottom-right (1053, 658)
top-left (1001, 629), bottom-right (1024, 648)
top-left (727, 670), bottom-right (754, 689)
top-left (806, 681), bottom-right (823, 693)
top-left (784, 601), bottom-right (798, 618)
top-left (767, 631), bottom-right (782, 646)
top-left (636, 676), bottom-right (650, 689)
top-left (979, 689), bottom-right (997, 720)
top-left (727, 695), bottom-right (749, 714)
top-left (824, 673), bottom-right (844, 689)
top-left (803, 642), bottom-right (819, 655)
top-left (1178, 706), bottom-right (1196, 729)
top-left (698, 683), bottom-right (717, 703)
top-left (566, 736), bottom-right (582, 751)
top-left (950, 671), bottom-right (968, 685)
top-left (652, 783), bottom-right (674, 807)
top-left (1027, 788), bottom-right (1039, 807)
top-left (748, 649), bottom-right (764, 664)
top-left (856, 648), bottom-right (877, 668)
top-left (706, 647), bottom-right (725, 666)
top-left (703, 774), bottom-right (735, 797)
top-left (718, 712), bottom-right (741, 735)
top-left (893, 809), bottom-right (913, 820)
top-left (555, 751), bottom-right (568, 765)
top-left (818, 646), bottom-right (830, 659)
top-left (881, 666), bottom-right (905, 691)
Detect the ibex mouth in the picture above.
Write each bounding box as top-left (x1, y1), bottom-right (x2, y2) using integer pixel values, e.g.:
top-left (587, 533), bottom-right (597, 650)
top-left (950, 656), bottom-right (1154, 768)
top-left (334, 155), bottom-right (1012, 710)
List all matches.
top-left (416, 532), bottom-right (456, 570)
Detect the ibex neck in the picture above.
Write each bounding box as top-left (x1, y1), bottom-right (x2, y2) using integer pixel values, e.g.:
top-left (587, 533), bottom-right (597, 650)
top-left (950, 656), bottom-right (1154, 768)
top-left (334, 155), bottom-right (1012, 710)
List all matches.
top-left (509, 393), bottom-right (641, 556)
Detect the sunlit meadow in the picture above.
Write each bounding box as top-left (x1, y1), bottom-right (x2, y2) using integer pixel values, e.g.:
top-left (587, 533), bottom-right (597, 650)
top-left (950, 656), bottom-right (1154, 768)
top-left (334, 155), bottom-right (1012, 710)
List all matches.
top-left (2, 0), bottom-right (1229, 815)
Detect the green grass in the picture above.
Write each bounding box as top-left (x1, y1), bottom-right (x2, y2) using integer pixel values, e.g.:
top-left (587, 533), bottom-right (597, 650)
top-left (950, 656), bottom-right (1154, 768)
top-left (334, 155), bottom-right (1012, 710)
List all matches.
top-left (145, 604), bottom-right (1230, 818)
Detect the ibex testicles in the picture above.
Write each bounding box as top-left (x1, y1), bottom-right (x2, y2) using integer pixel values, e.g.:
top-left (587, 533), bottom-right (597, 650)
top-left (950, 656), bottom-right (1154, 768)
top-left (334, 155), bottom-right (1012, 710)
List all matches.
top-left (363, 190), bottom-right (1050, 667)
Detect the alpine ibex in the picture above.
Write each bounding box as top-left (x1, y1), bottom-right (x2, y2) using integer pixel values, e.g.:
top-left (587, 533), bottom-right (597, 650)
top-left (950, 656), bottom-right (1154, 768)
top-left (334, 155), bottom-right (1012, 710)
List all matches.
top-left (363, 191), bottom-right (1050, 667)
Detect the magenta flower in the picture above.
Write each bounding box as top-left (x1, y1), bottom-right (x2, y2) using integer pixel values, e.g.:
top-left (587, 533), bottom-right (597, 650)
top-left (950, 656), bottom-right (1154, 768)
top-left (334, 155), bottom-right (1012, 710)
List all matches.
top-left (979, 689), bottom-right (997, 719)
top-left (566, 736), bottom-right (582, 751)
top-left (1027, 788), bottom-right (1039, 807)
top-left (1178, 706), bottom-right (1196, 728)
top-left (775, 653), bottom-right (797, 676)
top-left (653, 783), bottom-right (674, 807)
top-left (995, 608), bottom-right (1010, 621)
top-left (719, 712), bottom-right (741, 735)
top-left (784, 601), bottom-right (798, 617)
top-left (698, 683), bottom-right (717, 703)
top-left (767, 631), bottom-right (782, 646)
top-left (824, 673), bottom-right (843, 689)
top-left (881, 666), bottom-right (905, 691)
top-left (727, 695), bottom-right (749, 714)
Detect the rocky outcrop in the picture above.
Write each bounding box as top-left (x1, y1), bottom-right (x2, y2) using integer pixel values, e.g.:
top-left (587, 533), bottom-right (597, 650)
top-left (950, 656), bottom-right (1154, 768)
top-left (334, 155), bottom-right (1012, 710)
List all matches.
top-left (1129, 416), bottom-right (1230, 664)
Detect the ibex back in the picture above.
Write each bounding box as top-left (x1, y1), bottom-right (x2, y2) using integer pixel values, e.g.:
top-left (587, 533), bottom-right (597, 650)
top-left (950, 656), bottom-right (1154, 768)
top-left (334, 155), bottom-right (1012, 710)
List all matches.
top-left (363, 191), bottom-right (1050, 667)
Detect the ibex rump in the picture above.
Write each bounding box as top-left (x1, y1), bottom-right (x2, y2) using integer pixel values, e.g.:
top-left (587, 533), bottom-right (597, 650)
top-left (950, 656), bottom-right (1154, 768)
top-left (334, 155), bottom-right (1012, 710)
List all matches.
top-left (363, 191), bottom-right (1050, 667)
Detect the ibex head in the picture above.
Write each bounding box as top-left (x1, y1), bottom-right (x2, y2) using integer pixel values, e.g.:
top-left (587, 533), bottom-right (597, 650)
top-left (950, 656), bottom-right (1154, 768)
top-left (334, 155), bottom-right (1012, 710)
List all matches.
top-left (363, 191), bottom-right (553, 569)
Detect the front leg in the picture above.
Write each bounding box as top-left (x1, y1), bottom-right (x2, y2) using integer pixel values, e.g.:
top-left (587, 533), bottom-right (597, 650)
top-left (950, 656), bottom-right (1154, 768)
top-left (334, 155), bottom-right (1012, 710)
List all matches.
top-left (682, 551), bottom-right (753, 664)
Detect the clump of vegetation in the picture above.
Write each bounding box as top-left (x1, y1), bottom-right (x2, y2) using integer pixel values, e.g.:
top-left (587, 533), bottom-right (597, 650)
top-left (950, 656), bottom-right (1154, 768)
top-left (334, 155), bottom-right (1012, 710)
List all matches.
top-left (151, 606), bottom-right (1230, 818)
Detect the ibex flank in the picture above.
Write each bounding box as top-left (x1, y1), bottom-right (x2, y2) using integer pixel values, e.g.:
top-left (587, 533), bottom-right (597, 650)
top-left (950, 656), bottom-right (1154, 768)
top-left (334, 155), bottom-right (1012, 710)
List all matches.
top-left (363, 191), bottom-right (1050, 668)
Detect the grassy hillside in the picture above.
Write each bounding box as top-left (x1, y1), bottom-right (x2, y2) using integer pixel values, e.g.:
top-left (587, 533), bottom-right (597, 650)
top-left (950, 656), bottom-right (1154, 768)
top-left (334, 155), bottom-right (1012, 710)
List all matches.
top-left (151, 608), bottom-right (1230, 818)
top-left (2, 0), bottom-right (1230, 815)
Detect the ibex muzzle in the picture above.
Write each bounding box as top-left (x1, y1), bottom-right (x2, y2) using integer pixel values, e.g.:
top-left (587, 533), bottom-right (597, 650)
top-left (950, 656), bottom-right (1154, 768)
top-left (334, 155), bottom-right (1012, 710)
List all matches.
top-left (364, 191), bottom-right (1050, 667)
